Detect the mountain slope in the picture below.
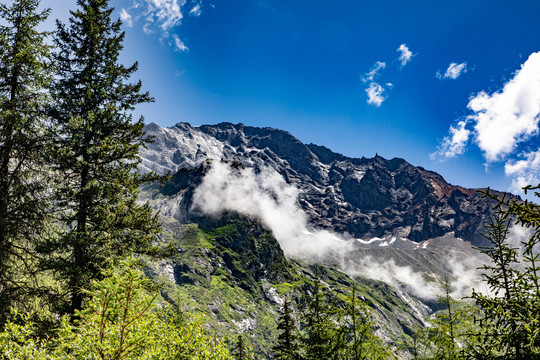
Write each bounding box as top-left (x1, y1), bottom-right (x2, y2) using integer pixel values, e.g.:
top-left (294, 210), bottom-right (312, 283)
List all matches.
top-left (147, 215), bottom-right (430, 358)
top-left (138, 121), bottom-right (510, 358)
top-left (141, 122), bottom-right (506, 247)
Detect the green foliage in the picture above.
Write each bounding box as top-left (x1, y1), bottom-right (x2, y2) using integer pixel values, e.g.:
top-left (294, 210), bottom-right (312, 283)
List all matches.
top-left (339, 287), bottom-right (393, 360)
top-left (290, 279), bottom-right (394, 360)
top-left (410, 278), bottom-right (480, 360)
top-left (0, 256), bottom-right (233, 359)
top-left (0, 310), bottom-right (53, 360)
top-left (0, 0), bottom-right (52, 326)
top-left (55, 254), bottom-right (159, 359)
top-left (466, 185), bottom-right (540, 359)
top-left (273, 299), bottom-right (300, 360)
top-left (41, 0), bottom-right (162, 315)
top-left (301, 278), bottom-right (341, 360)
top-left (232, 335), bottom-right (255, 360)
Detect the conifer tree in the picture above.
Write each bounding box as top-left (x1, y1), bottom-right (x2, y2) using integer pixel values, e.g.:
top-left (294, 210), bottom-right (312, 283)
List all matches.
top-left (341, 287), bottom-right (392, 360)
top-left (301, 278), bottom-right (338, 360)
top-left (468, 186), bottom-right (540, 359)
top-left (0, 0), bottom-right (52, 326)
top-left (233, 335), bottom-right (254, 360)
top-left (430, 276), bottom-right (459, 360)
top-left (273, 299), bottom-right (300, 360)
top-left (43, 0), bottom-right (161, 315)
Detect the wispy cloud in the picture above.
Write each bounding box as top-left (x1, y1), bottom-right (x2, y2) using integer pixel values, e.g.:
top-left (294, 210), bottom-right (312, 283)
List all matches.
top-left (362, 61), bottom-right (386, 83)
top-left (434, 51), bottom-right (540, 195)
top-left (122, 0), bottom-right (206, 51)
top-left (145, 0), bottom-right (185, 31)
top-left (365, 82), bottom-right (387, 107)
top-left (191, 160), bottom-right (484, 301)
top-left (172, 34), bottom-right (188, 51)
top-left (120, 8), bottom-right (133, 27)
top-left (191, 161), bottom-right (348, 259)
top-left (437, 62), bottom-right (467, 80)
top-left (189, 2), bottom-right (202, 16)
top-left (397, 44), bottom-right (414, 66)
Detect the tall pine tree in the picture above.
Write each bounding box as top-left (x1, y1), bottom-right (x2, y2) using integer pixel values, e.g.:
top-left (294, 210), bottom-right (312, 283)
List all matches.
top-left (0, 0), bottom-right (52, 326)
top-left (468, 188), bottom-right (540, 359)
top-left (43, 0), bottom-right (161, 315)
top-left (273, 299), bottom-right (300, 360)
top-left (301, 278), bottom-right (339, 360)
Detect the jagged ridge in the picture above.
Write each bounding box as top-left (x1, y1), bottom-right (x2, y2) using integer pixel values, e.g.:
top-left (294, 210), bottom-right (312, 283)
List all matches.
top-left (141, 122), bottom-right (507, 246)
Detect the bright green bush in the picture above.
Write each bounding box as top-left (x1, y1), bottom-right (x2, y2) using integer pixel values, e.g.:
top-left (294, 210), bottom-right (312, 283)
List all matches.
top-left (0, 311), bottom-right (53, 360)
top-left (0, 256), bottom-right (233, 360)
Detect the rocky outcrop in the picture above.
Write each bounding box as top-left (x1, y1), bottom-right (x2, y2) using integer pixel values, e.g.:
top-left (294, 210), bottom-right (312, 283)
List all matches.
top-left (141, 122), bottom-right (513, 246)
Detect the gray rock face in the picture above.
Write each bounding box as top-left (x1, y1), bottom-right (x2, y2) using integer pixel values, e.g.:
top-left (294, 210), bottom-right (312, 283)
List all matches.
top-left (141, 122), bottom-right (510, 246)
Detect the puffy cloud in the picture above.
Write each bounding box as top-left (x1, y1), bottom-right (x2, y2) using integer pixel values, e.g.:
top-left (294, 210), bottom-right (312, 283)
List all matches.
top-left (365, 82), bottom-right (386, 107)
top-left (120, 8), bottom-right (133, 27)
top-left (431, 120), bottom-right (470, 159)
top-left (434, 51), bottom-right (540, 196)
top-left (437, 62), bottom-right (467, 80)
top-left (505, 150), bottom-right (540, 193)
top-left (468, 52), bottom-right (540, 162)
top-left (362, 61), bottom-right (386, 83)
top-left (191, 161), bottom-right (349, 259)
top-left (397, 44), bottom-right (414, 66)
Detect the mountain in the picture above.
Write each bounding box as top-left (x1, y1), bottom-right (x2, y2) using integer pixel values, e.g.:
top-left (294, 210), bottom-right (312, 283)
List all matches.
top-left (138, 121), bottom-right (507, 357)
top-left (141, 121), bottom-right (505, 247)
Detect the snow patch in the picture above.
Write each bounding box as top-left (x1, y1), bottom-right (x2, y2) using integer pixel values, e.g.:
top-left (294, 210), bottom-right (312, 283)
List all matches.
top-left (356, 237), bottom-right (385, 245)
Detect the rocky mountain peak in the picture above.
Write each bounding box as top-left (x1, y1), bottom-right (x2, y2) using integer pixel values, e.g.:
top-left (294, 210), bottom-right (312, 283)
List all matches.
top-left (141, 122), bottom-right (508, 246)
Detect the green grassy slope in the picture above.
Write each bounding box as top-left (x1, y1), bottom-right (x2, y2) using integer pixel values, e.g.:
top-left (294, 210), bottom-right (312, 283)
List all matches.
top-left (146, 216), bottom-right (431, 358)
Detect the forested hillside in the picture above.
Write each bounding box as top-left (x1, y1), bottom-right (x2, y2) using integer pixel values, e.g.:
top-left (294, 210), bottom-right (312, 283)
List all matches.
top-left (1, 0), bottom-right (540, 359)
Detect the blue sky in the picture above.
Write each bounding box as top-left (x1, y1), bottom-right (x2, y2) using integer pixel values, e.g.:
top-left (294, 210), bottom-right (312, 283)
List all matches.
top-left (42, 0), bottom-right (540, 198)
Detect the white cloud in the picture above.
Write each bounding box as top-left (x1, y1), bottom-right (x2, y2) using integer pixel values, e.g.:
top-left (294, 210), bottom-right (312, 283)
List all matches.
top-left (120, 8), bottom-right (133, 27)
top-left (467, 52), bottom-right (540, 162)
top-left (397, 44), bottom-right (414, 66)
top-left (191, 161), bottom-right (349, 259)
top-left (362, 61), bottom-right (386, 83)
top-left (434, 51), bottom-right (540, 196)
top-left (142, 22), bottom-right (154, 34)
top-left (173, 34), bottom-right (188, 51)
top-left (189, 2), bottom-right (202, 16)
top-left (505, 150), bottom-right (540, 194)
top-left (437, 62), bottom-right (467, 80)
top-left (431, 120), bottom-right (471, 160)
top-left (365, 82), bottom-right (386, 107)
top-left (350, 257), bottom-right (440, 300)
top-left (123, 0), bottom-right (205, 51)
top-left (144, 0), bottom-right (185, 31)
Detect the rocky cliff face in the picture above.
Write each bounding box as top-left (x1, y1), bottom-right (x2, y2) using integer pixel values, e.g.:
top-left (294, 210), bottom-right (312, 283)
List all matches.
top-left (141, 122), bottom-right (507, 247)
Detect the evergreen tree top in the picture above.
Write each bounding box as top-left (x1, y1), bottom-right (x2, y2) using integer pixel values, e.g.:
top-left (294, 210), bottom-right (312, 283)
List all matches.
top-left (0, 0), bottom-right (51, 103)
top-left (52, 0), bottom-right (152, 119)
